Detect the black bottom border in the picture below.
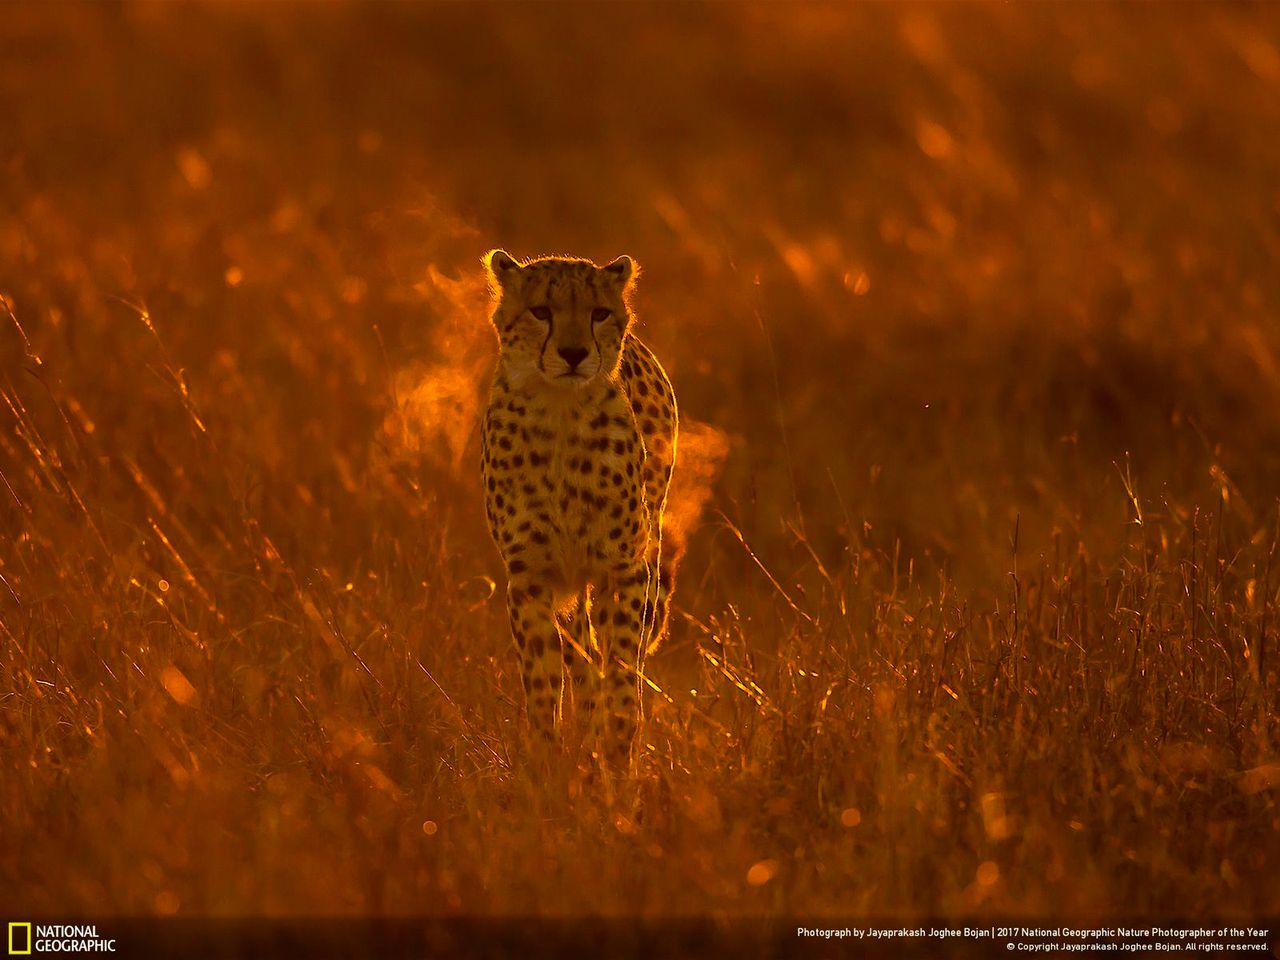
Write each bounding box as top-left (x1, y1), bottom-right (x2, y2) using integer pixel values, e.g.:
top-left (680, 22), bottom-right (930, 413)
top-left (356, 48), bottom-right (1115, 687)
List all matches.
top-left (4, 918), bottom-right (1278, 959)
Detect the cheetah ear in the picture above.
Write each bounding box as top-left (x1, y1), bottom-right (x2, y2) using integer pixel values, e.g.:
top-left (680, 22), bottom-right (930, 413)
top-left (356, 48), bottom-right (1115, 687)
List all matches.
top-left (601, 255), bottom-right (638, 289)
top-left (484, 249), bottom-right (521, 288)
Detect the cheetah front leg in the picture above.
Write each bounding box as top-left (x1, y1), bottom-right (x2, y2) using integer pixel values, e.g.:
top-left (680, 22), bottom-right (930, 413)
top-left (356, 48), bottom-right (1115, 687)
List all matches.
top-left (506, 575), bottom-right (565, 742)
top-left (589, 561), bottom-right (651, 762)
top-left (558, 591), bottom-right (600, 728)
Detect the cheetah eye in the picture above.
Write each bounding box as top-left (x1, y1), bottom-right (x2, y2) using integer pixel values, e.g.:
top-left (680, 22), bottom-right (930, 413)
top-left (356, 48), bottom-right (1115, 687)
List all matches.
top-left (591, 308), bottom-right (612, 324)
top-left (529, 306), bottom-right (552, 322)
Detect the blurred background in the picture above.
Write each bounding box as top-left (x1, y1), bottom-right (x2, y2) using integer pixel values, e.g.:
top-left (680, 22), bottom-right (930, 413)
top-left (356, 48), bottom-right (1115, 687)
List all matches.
top-left (3, 0), bottom-right (1280, 922)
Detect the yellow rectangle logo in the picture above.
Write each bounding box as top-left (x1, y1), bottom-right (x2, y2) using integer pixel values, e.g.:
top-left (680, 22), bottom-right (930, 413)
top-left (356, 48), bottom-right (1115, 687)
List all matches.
top-left (8, 923), bottom-right (32, 956)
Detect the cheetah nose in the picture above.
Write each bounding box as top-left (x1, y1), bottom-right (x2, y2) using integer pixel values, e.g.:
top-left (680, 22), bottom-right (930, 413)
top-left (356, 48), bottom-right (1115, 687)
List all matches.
top-left (558, 346), bottom-right (589, 371)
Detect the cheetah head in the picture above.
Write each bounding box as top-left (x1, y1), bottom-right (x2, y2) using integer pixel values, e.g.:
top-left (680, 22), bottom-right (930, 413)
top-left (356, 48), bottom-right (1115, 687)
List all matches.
top-left (484, 250), bottom-right (637, 389)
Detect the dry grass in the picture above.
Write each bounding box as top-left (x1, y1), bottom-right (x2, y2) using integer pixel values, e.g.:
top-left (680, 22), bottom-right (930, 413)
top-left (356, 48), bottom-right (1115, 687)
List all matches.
top-left (3, 1), bottom-right (1280, 922)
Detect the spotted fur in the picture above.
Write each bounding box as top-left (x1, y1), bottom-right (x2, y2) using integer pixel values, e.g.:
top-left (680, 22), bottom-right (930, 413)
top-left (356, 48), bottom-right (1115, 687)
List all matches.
top-left (479, 250), bottom-right (678, 758)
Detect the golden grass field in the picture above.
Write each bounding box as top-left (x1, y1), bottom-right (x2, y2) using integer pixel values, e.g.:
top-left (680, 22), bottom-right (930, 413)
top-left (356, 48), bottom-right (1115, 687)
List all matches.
top-left (3, 0), bottom-right (1280, 931)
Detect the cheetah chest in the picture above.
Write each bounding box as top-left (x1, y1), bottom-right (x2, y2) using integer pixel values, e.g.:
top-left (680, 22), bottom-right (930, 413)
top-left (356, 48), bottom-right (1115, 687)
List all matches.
top-left (487, 388), bottom-right (649, 583)
top-left (541, 398), bottom-right (647, 560)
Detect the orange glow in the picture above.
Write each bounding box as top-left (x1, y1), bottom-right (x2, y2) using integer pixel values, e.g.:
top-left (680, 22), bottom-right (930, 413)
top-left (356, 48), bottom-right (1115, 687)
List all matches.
top-left (160, 667), bottom-right (198, 707)
top-left (664, 418), bottom-right (730, 556)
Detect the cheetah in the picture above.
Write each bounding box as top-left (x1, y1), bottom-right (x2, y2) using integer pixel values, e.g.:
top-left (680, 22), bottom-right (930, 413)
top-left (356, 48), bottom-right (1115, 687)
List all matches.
top-left (479, 250), bottom-right (678, 758)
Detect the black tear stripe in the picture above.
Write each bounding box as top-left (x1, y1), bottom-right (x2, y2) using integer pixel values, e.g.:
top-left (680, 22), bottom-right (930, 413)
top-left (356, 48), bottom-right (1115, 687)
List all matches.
top-left (539, 311), bottom-right (554, 361)
top-left (538, 275), bottom-right (557, 360)
top-left (539, 319), bottom-right (554, 360)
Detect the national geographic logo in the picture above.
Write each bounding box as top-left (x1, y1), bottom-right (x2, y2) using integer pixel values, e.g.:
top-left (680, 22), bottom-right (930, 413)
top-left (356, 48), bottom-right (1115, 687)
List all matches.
top-left (7, 925), bottom-right (115, 954)
top-left (7, 925), bottom-right (30, 956)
